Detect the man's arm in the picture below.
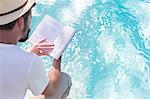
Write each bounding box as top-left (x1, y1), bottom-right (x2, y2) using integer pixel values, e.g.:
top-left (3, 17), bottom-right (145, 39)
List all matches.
top-left (42, 57), bottom-right (61, 97)
top-left (26, 41), bottom-right (62, 96)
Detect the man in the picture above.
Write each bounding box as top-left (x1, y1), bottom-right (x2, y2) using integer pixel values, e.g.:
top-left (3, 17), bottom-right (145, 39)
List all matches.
top-left (0, 0), bottom-right (71, 99)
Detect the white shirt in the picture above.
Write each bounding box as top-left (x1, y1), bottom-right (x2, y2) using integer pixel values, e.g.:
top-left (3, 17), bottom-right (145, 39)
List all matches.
top-left (0, 43), bottom-right (49, 99)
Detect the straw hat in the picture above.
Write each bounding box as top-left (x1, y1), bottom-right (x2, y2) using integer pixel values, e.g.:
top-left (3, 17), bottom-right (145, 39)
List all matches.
top-left (0, 0), bottom-right (35, 25)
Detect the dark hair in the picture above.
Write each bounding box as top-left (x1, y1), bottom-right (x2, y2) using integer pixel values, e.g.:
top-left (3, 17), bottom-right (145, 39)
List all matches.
top-left (0, 9), bottom-right (31, 30)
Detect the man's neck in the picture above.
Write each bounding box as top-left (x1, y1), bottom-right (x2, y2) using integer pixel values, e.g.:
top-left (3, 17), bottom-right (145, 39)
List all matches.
top-left (0, 30), bottom-right (18, 45)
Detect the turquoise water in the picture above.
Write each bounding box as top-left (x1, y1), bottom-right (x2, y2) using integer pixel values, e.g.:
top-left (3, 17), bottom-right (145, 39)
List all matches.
top-left (21, 0), bottom-right (150, 99)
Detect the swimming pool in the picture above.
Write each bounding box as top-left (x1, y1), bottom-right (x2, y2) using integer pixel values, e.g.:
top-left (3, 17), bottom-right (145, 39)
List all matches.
top-left (21, 0), bottom-right (150, 99)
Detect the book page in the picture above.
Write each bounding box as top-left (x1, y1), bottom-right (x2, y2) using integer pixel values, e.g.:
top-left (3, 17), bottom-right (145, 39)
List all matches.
top-left (50, 26), bottom-right (76, 59)
top-left (28, 15), bottom-right (63, 44)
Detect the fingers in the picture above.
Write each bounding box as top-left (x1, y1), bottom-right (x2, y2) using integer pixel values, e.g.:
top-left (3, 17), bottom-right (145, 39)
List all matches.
top-left (38, 47), bottom-right (54, 52)
top-left (35, 44), bottom-right (54, 47)
top-left (36, 39), bottom-right (54, 48)
top-left (37, 50), bottom-right (49, 56)
top-left (38, 39), bottom-right (47, 43)
top-left (29, 39), bottom-right (55, 56)
top-left (37, 46), bottom-right (54, 56)
top-left (38, 50), bottom-right (49, 56)
top-left (38, 52), bottom-right (48, 56)
top-left (34, 38), bottom-right (54, 47)
top-left (38, 49), bottom-right (53, 56)
top-left (37, 39), bottom-right (52, 44)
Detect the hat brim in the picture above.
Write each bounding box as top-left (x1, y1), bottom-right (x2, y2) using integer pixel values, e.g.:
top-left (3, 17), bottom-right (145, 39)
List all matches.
top-left (0, 0), bottom-right (35, 25)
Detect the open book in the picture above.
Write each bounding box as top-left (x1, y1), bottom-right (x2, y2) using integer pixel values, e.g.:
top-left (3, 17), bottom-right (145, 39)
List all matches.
top-left (28, 15), bottom-right (77, 60)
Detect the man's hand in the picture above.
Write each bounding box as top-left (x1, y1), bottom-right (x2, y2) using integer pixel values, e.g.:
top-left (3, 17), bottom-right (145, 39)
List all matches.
top-left (42, 56), bottom-right (62, 97)
top-left (27, 39), bottom-right (54, 56)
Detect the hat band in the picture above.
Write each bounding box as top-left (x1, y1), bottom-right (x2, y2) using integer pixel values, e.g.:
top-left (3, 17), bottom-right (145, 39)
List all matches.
top-left (0, 0), bottom-right (28, 16)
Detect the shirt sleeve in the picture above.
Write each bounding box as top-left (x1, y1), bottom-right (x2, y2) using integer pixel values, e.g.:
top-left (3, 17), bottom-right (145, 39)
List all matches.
top-left (26, 54), bottom-right (49, 96)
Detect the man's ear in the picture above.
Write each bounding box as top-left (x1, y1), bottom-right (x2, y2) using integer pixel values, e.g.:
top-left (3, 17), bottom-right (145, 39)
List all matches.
top-left (17, 17), bottom-right (24, 30)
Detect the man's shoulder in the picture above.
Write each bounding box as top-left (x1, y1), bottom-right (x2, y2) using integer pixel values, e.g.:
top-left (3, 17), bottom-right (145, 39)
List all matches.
top-left (13, 46), bottom-right (40, 62)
